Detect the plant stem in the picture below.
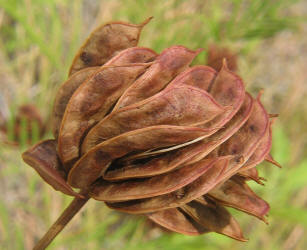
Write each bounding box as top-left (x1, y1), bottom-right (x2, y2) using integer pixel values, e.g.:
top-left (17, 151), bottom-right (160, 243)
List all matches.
top-left (33, 192), bottom-right (89, 250)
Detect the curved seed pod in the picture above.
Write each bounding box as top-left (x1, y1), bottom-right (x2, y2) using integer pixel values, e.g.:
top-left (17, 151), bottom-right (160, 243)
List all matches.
top-left (147, 208), bottom-right (210, 236)
top-left (82, 85), bottom-right (225, 152)
top-left (208, 176), bottom-right (270, 221)
top-left (69, 17), bottom-right (153, 75)
top-left (165, 65), bottom-right (217, 91)
top-left (217, 96), bottom-right (269, 159)
top-left (58, 63), bottom-right (151, 167)
top-left (104, 93), bottom-right (253, 181)
top-left (21, 140), bottom-right (81, 198)
top-left (105, 156), bottom-right (232, 213)
top-left (52, 47), bottom-right (157, 139)
top-left (201, 61), bottom-right (245, 130)
top-left (68, 125), bottom-right (218, 188)
top-left (52, 67), bottom-right (100, 138)
top-left (181, 199), bottom-right (247, 241)
top-left (181, 93), bottom-right (254, 165)
top-left (237, 121), bottom-right (272, 183)
top-left (106, 97), bottom-right (269, 213)
top-left (90, 158), bottom-right (219, 202)
top-left (239, 121), bottom-right (272, 172)
top-left (104, 47), bottom-right (157, 65)
top-left (113, 46), bottom-right (203, 110)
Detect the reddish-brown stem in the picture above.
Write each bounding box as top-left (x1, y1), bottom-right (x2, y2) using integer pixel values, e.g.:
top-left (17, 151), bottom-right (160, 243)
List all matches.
top-left (33, 192), bottom-right (89, 250)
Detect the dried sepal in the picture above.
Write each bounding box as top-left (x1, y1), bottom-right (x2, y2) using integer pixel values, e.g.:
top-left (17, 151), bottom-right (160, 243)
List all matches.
top-left (21, 140), bottom-right (81, 198)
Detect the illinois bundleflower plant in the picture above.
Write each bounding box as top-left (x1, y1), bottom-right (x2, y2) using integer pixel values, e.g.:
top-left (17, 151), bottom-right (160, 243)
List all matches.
top-left (22, 17), bottom-right (281, 249)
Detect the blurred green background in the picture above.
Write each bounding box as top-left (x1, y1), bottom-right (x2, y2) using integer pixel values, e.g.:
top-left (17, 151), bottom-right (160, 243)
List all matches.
top-left (0, 0), bottom-right (306, 249)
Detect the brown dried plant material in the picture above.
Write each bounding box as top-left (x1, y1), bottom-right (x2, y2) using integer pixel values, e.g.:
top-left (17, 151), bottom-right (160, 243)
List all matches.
top-left (113, 46), bottom-right (203, 110)
top-left (240, 122), bottom-right (272, 172)
top-left (148, 208), bottom-right (210, 235)
top-left (21, 140), bottom-right (81, 198)
top-left (69, 17), bottom-right (153, 75)
top-left (208, 176), bottom-right (270, 221)
top-left (182, 198), bottom-right (247, 241)
top-left (53, 47), bottom-right (157, 140)
top-left (82, 84), bottom-right (225, 152)
top-left (21, 18), bottom-right (281, 249)
top-left (105, 157), bottom-right (232, 214)
top-left (103, 96), bottom-right (268, 213)
top-left (68, 125), bottom-right (219, 189)
top-left (165, 65), bottom-right (217, 91)
top-left (103, 94), bottom-right (253, 181)
top-left (238, 167), bottom-right (266, 185)
top-left (52, 67), bottom-right (100, 138)
top-left (58, 63), bottom-right (152, 167)
top-left (90, 158), bottom-right (220, 202)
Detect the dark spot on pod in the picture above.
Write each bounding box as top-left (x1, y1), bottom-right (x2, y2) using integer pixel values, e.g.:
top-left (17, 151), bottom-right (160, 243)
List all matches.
top-left (249, 125), bottom-right (256, 132)
top-left (80, 52), bottom-right (93, 64)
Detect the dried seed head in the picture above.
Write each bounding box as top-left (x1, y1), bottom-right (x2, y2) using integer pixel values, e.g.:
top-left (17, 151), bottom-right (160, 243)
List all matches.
top-left (21, 18), bottom-right (280, 248)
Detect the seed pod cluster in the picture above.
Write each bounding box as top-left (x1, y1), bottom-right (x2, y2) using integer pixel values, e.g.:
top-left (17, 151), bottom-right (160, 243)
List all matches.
top-left (22, 18), bottom-right (280, 243)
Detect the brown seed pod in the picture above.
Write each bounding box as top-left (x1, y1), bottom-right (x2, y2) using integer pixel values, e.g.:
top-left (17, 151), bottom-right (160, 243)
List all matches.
top-left (148, 207), bottom-right (210, 236)
top-left (181, 198), bottom-right (246, 241)
top-left (113, 46), bottom-right (203, 110)
top-left (207, 176), bottom-right (270, 221)
top-left (68, 17), bottom-right (153, 75)
top-left (21, 18), bottom-right (281, 249)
